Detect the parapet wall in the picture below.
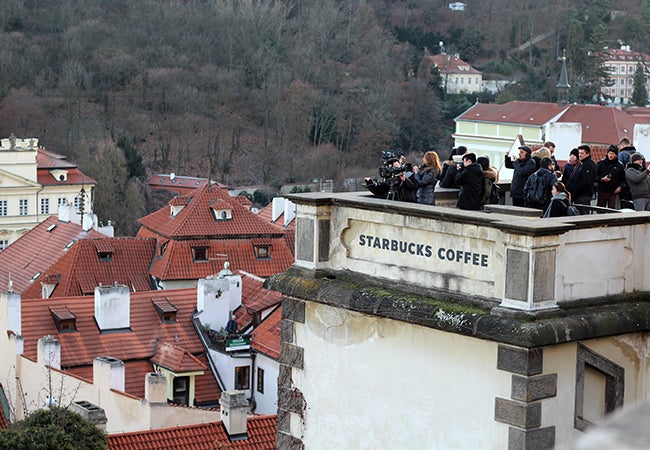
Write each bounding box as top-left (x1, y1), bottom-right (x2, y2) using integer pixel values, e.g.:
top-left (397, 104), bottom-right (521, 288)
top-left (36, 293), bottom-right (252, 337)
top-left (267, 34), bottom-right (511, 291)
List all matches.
top-left (289, 191), bottom-right (650, 312)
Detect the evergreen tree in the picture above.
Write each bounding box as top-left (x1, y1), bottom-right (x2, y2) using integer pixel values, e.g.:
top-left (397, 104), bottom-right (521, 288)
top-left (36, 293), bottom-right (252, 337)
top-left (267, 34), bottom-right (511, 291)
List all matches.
top-left (632, 62), bottom-right (648, 107)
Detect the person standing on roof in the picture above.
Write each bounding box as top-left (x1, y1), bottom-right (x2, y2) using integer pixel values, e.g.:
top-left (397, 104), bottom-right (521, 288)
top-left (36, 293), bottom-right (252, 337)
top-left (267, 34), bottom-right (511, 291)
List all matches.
top-left (504, 145), bottom-right (536, 207)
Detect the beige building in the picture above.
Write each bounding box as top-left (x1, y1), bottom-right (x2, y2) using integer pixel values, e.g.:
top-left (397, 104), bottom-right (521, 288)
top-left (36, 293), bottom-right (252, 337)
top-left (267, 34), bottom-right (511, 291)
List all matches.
top-left (599, 46), bottom-right (650, 105)
top-left (0, 135), bottom-right (95, 249)
top-left (418, 49), bottom-right (482, 94)
top-left (268, 192), bottom-right (650, 449)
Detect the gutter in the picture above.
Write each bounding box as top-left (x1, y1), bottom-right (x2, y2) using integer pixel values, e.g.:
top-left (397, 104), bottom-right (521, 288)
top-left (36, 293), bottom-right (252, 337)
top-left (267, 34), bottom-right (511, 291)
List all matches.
top-left (191, 313), bottom-right (226, 392)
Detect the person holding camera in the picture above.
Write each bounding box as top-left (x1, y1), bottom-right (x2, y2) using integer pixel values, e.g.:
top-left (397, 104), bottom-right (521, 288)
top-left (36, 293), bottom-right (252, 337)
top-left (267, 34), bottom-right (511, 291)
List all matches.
top-left (412, 151), bottom-right (441, 205)
top-left (455, 152), bottom-right (483, 210)
top-left (505, 145), bottom-right (536, 207)
top-left (596, 144), bottom-right (624, 208)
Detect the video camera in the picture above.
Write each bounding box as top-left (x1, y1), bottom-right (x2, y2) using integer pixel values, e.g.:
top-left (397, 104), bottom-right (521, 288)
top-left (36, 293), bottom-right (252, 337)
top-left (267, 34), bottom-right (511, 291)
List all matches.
top-left (364, 150), bottom-right (413, 200)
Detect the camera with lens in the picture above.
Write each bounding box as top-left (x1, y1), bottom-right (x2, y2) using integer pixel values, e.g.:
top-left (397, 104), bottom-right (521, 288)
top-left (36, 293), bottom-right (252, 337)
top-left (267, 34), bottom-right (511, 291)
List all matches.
top-left (364, 150), bottom-right (412, 199)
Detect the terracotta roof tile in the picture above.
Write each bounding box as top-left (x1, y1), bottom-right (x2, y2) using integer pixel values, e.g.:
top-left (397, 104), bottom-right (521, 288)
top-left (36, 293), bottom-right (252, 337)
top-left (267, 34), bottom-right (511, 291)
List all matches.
top-left (147, 174), bottom-right (226, 196)
top-left (22, 237), bottom-right (156, 299)
top-left (233, 272), bottom-right (282, 332)
top-left (456, 101), bottom-right (568, 126)
top-left (36, 147), bottom-right (77, 169)
top-left (251, 307), bottom-right (281, 360)
top-left (0, 216), bottom-right (105, 294)
top-left (427, 53), bottom-right (482, 75)
top-left (151, 342), bottom-right (207, 373)
top-left (107, 415), bottom-right (277, 450)
top-left (37, 167), bottom-right (96, 186)
top-left (0, 386), bottom-right (8, 430)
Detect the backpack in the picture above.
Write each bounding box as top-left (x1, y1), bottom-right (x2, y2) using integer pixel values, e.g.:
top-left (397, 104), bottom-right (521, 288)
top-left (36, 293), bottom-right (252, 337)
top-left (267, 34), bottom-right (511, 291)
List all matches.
top-left (525, 172), bottom-right (547, 207)
top-left (489, 183), bottom-right (501, 204)
top-left (567, 204), bottom-right (580, 216)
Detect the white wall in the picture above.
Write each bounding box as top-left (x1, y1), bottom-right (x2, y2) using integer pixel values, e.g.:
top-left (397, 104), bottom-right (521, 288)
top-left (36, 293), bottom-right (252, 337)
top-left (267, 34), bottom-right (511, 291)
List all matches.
top-left (254, 353), bottom-right (278, 415)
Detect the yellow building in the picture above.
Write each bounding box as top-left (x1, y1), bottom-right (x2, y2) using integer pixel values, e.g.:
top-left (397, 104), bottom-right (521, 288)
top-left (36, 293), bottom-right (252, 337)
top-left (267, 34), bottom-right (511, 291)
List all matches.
top-left (0, 135), bottom-right (95, 249)
top-left (418, 49), bottom-right (482, 94)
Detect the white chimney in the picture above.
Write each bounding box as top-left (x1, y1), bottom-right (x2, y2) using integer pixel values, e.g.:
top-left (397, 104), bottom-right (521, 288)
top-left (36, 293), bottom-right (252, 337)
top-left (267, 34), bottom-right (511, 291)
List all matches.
top-left (145, 372), bottom-right (168, 404)
top-left (93, 356), bottom-right (125, 392)
top-left (219, 390), bottom-right (249, 438)
top-left (196, 275), bottom-right (242, 328)
top-left (1, 291), bottom-right (21, 336)
top-left (283, 198), bottom-right (296, 227)
top-left (70, 401), bottom-right (107, 431)
top-left (94, 283), bottom-right (130, 331)
top-left (271, 197), bottom-right (284, 222)
top-left (37, 335), bottom-right (61, 369)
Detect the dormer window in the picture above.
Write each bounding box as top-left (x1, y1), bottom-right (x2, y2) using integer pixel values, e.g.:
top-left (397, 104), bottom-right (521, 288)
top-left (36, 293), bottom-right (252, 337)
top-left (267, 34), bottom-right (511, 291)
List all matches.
top-left (50, 169), bottom-right (68, 182)
top-left (192, 246), bottom-right (208, 262)
top-left (212, 208), bottom-right (232, 221)
top-left (50, 306), bottom-right (77, 333)
top-left (254, 245), bottom-right (270, 259)
top-left (94, 240), bottom-right (113, 262)
top-left (152, 298), bottom-right (178, 324)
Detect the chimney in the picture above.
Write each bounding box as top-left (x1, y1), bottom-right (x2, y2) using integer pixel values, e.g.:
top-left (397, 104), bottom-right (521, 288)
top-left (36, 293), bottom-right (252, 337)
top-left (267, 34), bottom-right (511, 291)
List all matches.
top-left (219, 390), bottom-right (249, 439)
top-left (37, 335), bottom-right (61, 369)
top-left (93, 356), bottom-right (125, 392)
top-left (70, 401), bottom-right (107, 431)
top-left (196, 274), bottom-right (242, 328)
top-left (145, 372), bottom-right (168, 404)
top-left (1, 290), bottom-right (21, 336)
top-left (94, 283), bottom-right (130, 331)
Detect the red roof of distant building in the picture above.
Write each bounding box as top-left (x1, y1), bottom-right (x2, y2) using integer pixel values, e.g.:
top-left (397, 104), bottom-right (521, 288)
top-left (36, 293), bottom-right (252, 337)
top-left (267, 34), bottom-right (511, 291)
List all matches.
top-left (151, 341), bottom-right (207, 373)
top-left (234, 272), bottom-right (282, 332)
top-left (251, 307), bottom-right (281, 360)
top-left (22, 237), bottom-right (156, 299)
top-left (36, 147), bottom-right (96, 185)
top-left (456, 101), bottom-right (568, 126)
top-left (138, 184), bottom-right (294, 279)
top-left (108, 415), bottom-right (277, 450)
top-left (0, 216), bottom-right (105, 294)
top-left (147, 174), bottom-right (226, 196)
top-left (427, 53), bottom-right (482, 75)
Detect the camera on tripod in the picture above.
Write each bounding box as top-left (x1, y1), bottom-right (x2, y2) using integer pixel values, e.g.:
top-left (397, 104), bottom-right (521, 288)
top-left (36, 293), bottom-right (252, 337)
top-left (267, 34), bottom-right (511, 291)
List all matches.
top-left (364, 150), bottom-right (412, 200)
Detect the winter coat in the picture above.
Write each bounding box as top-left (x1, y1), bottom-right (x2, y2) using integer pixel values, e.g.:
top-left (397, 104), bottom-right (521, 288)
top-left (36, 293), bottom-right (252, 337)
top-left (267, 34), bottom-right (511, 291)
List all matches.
top-left (596, 157), bottom-right (625, 194)
top-left (524, 167), bottom-right (556, 210)
top-left (543, 192), bottom-right (570, 218)
top-left (439, 162), bottom-right (458, 189)
top-left (625, 163), bottom-right (650, 199)
top-left (505, 155), bottom-right (536, 200)
top-left (456, 163), bottom-right (483, 210)
top-left (413, 167), bottom-right (439, 205)
top-left (571, 156), bottom-right (597, 200)
top-left (480, 166), bottom-right (498, 207)
top-left (561, 161), bottom-right (580, 193)
top-left (395, 173), bottom-right (418, 202)
top-left (618, 146), bottom-right (642, 167)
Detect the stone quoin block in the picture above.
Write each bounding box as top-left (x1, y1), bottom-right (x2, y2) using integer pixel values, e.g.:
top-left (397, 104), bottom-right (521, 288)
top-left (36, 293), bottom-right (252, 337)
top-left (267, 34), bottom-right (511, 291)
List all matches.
top-left (275, 432), bottom-right (305, 450)
top-left (497, 345), bottom-right (543, 376)
top-left (278, 364), bottom-right (293, 390)
top-left (278, 386), bottom-right (306, 415)
top-left (511, 374), bottom-right (558, 402)
top-left (532, 250), bottom-right (556, 303)
top-left (281, 318), bottom-right (294, 344)
top-left (280, 342), bottom-right (304, 369)
top-left (495, 398), bottom-right (542, 429)
top-left (277, 409), bottom-right (291, 433)
top-left (282, 298), bottom-right (306, 323)
top-left (508, 426), bottom-right (556, 450)
top-left (318, 219), bottom-right (330, 262)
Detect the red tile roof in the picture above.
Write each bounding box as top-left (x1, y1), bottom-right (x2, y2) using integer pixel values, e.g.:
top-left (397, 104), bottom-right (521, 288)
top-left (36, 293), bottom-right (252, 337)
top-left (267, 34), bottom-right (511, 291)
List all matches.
top-left (427, 53), bottom-right (482, 75)
top-left (147, 174), bottom-right (226, 196)
top-left (21, 288), bottom-right (203, 367)
top-left (251, 307), bottom-right (281, 360)
top-left (36, 147), bottom-right (96, 185)
top-left (36, 147), bottom-right (77, 169)
top-left (37, 167), bottom-right (96, 186)
top-left (22, 237), bottom-right (156, 299)
top-left (234, 272), bottom-right (282, 332)
top-left (456, 101), bottom-right (569, 126)
top-left (0, 387), bottom-right (8, 430)
top-left (0, 216), bottom-right (105, 294)
top-left (151, 342), bottom-right (207, 373)
top-left (108, 415), bottom-right (277, 450)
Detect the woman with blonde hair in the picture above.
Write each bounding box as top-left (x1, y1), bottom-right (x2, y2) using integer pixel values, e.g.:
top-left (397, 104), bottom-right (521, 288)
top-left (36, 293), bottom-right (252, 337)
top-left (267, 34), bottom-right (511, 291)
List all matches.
top-left (412, 151), bottom-right (442, 205)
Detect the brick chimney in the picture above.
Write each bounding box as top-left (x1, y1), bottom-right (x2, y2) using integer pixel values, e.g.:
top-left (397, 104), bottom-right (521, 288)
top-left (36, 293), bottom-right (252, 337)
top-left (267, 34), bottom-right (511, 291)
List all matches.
top-left (94, 283), bottom-right (130, 331)
top-left (219, 390), bottom-right (249, 440)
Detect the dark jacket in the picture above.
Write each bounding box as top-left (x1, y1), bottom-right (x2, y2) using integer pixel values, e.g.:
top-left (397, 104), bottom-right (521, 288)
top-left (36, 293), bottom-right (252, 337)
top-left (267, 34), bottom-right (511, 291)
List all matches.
top-left (505, 155), bottom-right (536, 200)
top-left (395, 173), bottom-right (418, 202)
top-left (524, 167), bottom-right (556, 210)
top-left (596, 157), bottom-right (625, 194)
top-left (561, 161), bottom-right (580, 193)
top-left (480, 166), bottom-right (498, 207)
top-left (456, 163), bottom-right (483, 210)
top-left (413, 167), bottom-right (439, 205)
top-left (571, 156), bottom-right (597, 201)
top-left (543, 192), bottom-right (570, 218)
top-left (625, 163), bottom-right (650, 199)
top-left (439, 162), bottom-right (458, 189)
top-left (618, 145), bottom-right (642, 167)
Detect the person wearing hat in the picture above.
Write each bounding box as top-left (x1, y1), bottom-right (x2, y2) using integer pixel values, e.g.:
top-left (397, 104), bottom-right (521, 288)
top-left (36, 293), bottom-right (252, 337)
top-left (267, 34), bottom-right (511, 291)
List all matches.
top-left (596, 144), bottom-right (625, 208)
top-left (625, 152), bottom-right (650, 211)
top-left (504, 145), bottom-right (536, 207)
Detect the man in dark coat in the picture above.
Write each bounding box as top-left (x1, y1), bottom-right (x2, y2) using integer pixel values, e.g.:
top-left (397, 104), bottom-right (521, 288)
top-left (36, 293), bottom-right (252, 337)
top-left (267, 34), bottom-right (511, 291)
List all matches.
top-left (596, 145), bottom-right (625, 208)
top-left (455, 153), bottom-right (483, 210)
top-left (504, 145), bottom-right (536, 206)
top-left (618, 137), bottom-right (643, 167)
top-left (524, 157), bottom-right (557, 212)
top-left (571, 144), bottom-right (597, 205)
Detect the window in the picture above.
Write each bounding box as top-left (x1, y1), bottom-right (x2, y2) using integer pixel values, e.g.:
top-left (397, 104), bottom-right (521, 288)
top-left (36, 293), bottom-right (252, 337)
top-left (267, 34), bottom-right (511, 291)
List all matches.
top-left (192, 247), bottom-right (208, 262)
top-left (172, 376), bottom-right (190, 405)
top-left (620, 65), bottom-right (626, 74)
top-left (0, 200), bottom-right (6, 216)
top-left (235, 366), bottom-right (250, 390)
top-left (0, 240), bottom-right (8, 251)
top-left (254, 245), bottom-right (270, 259)
top-left (629, 65), bottom-right (635, 74)
top-left (74, 197), bottom-right (80, 211)
top-left (19, 199), bottom-right (28, 216)
top-left (257, 367), bottom-right (265, 393)
top-left (468, 77), bottom-right (471, 84)
top-left (40, 198), bottom-right (50, 214)
top-left (97, 251), bottom-right (112, 262)
top-left (58, 198), bottom-right (67, 209)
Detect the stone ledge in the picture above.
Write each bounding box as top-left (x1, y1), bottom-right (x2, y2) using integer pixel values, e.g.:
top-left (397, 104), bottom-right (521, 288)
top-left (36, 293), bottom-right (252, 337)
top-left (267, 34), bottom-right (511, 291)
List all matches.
top-left (265, 267), bottom-right (650, 348)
